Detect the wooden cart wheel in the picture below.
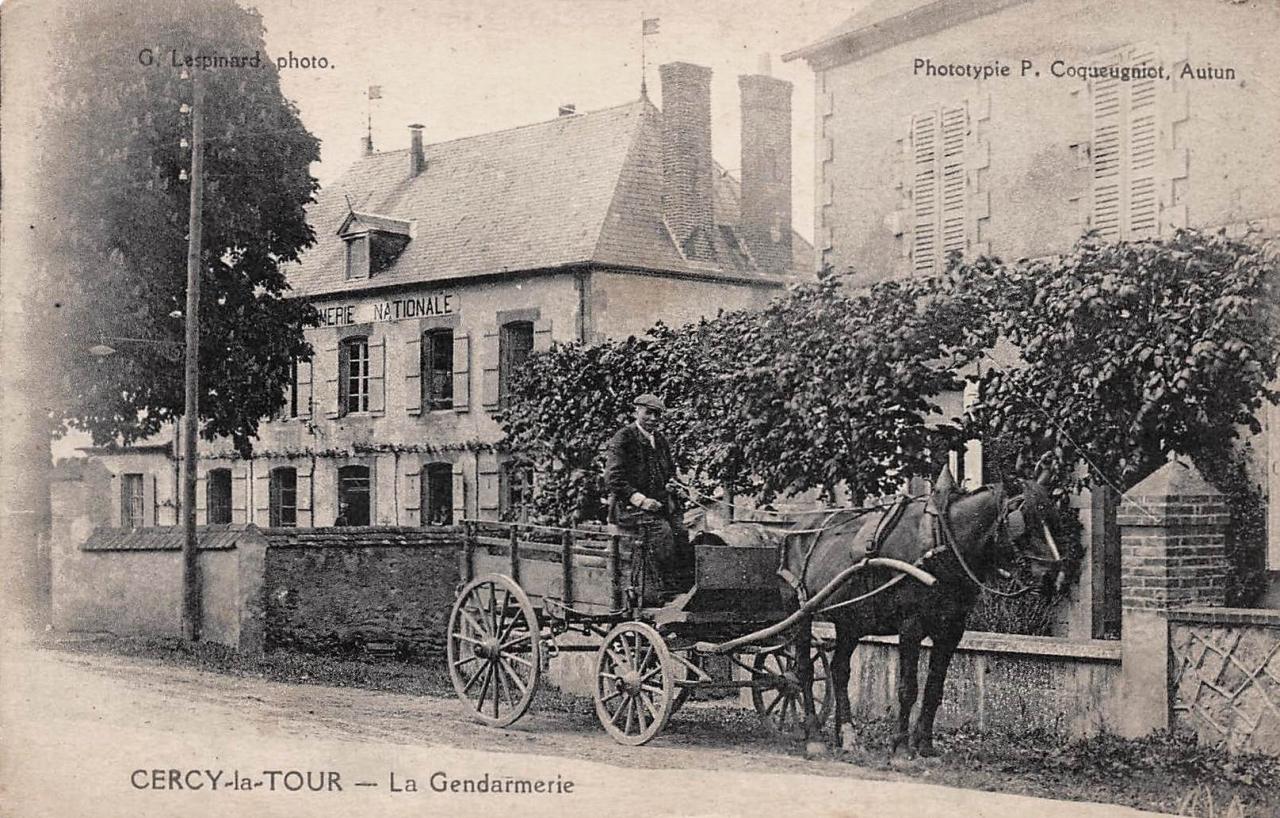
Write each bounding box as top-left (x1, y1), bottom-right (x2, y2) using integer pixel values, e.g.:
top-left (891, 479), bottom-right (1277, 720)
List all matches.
top-left (593, 621), bottom-right (674, 746)
top-left (750, 642), bottom-right (834, 739)
top-left (447, 573), bottom-right (541, 727)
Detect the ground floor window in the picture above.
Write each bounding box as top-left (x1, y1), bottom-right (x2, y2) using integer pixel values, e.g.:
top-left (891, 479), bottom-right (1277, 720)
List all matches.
top-left (121, 473), bottom-right (144, 528)
top-left (499, 461), bottom-right (534, 522)
top-left (207, 468), bottom-right (232, 525)
top-left (421, 462), bottom-right (453, 526)
top-left (270, 467), bottom-right (298, 527)
top-left (337, 465), bottom-right (371, 526)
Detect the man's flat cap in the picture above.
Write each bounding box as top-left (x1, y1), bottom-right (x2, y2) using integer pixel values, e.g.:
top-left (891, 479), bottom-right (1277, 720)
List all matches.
top-left (633, 393), bottom-right (666, 412)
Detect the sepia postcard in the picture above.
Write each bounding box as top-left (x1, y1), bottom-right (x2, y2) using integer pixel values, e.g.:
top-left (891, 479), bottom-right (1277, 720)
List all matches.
top-left (2, 0), bottom-right (1278, 816)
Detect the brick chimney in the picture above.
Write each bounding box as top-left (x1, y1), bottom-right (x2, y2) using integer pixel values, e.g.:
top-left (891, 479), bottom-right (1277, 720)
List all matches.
top-left (409, 124), bottom-right (425, 177)
top-left (660, 62), bottom-right (716, 262)
top-left (738, 66), bottom-right (792, 273)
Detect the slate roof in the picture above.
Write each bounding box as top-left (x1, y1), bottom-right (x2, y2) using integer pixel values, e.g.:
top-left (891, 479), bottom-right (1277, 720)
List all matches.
top-left (289, 99), bottom-right (812, 298)
top-left (81, 525), bottom-right (255, 551)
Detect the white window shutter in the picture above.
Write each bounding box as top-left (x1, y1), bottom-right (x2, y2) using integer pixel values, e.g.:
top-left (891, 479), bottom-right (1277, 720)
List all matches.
top-left (480, 329), bottom-right (500, 410)
top-left (1127, 46), bottom-right (1159, 238)
top-left (296, 464), bottom-right (313, 527)
top-left (452, 333), bottom-right (471, 412)
top-left (296, 360), bottom-right (313, 420)
top-left (533, 318), bottom-right (554, 353)
top-left (195, 473), bottom-right (208, 524)
top-left (404, 462), bottom-right (421, 518)
top-left (478, 465), bottom-right (500, 518)
top-left (322, 343), bottom-right (340, 419)
top-left (911, 110), bottom-right (939, 275)
top-left (405, 333), bottom-right (422, 416)
top-left (940, 105), bottom-right (968, 261)
top-left (1090, 62), bottom-right (1124, 242)
top-left (232, 470), bottom-right (249, 524)
top-left (451, 464), bottom-right (467, 522)
top-left (368, 336), bottom-right (386, 414)
top-left (146, 474), bottom-right (157, 527)
top-left (253, 468), bottom-right (270, 524)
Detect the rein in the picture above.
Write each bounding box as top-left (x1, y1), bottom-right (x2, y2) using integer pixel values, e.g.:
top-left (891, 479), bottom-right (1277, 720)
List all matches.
top-left (934, 490), bottom-right (1036, 598)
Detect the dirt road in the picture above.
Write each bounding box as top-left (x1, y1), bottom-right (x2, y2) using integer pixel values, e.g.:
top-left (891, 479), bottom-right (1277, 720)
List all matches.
top-left (0, 641), bottom-right (1170, 818)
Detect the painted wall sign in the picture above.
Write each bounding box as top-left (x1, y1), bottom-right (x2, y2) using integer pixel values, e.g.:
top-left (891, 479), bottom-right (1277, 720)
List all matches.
top-left (316, 294), bottom-right (456, 327)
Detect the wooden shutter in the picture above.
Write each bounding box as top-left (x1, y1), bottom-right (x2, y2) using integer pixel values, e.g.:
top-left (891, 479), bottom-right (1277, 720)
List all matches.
top-left (404, 461), bottom-right (422, 521)
top-left (911, 110), bottom-right (940, 275)
top-left (452, 464), bottom-right (467, 522)
top-left (533, 318), bottom-right (554, 353)
top-left (478, 462), bottom-right (500, 519)
top-left (296, 463), bottom-right (314, 527)
top-left (231, 469), bottom-right (249, 524)
top-left (146, 474), bottom-right (157, 527)
top-left (480, 328), bottom-right (500, 410)
top-left (253, 467), bottom-right (270, 525)
top-left (939, 105), bottom-right (967, 261)
top-left (368, 337), bottom-right (386, 414)
top-left (405, 332), bottom-right (422, 415)
top-left (195, 473), bottom-right (208, 524)
top-left (452, 333), bottom-right (471, 412)
top-left (322, 342), bottom-right (340, 419)
top-left (1126, 46), bottom-right (1159, 238)
top-left (296, 360), bottom-right (313, 420)
top-left (1090, 62), bottom-right (1124, 241)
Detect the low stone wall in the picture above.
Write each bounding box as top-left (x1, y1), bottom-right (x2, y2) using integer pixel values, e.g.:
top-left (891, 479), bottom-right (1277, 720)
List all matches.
top-left (1169, 606), bottom-right (1280, 754)
top-left (845, 632), bottom-right (1122, 737)
top-left (262, 527), bottom-right (461, 657)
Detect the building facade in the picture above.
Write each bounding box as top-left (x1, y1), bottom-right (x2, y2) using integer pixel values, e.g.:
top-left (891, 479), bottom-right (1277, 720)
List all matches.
top-left (89, 61), bottom-right (812, 530)
top-left (787, 0), bottom-right (1280, 624)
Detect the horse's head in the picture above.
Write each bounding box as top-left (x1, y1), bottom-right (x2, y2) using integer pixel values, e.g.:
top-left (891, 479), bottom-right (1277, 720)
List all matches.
top-left (1001, 477), bottom-right (1066, 596)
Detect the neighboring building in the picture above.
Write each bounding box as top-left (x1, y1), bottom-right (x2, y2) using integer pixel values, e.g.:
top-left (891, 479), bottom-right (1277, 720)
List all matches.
top-left (86, 61), bottom-right (812, 529)
top-left (786, 0), bottom-right (1280, 626)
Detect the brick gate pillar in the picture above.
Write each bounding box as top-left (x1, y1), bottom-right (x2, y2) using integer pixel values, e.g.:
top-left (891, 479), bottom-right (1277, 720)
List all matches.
top-left (1116, 458), bottom-right (1229, 737)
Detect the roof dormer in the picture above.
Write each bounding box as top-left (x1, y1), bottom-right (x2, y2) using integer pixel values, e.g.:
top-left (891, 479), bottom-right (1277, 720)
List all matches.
top-left (338, 211), bottom-right (413, 280)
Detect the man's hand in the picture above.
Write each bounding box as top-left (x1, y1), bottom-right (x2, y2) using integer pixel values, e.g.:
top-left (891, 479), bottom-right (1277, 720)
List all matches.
top-left (640, 498), bottom-right (664, 512)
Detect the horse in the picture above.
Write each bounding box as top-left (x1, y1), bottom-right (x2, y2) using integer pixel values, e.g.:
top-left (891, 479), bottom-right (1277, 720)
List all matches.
top-left (779, 474), bottom-right (1064, 757)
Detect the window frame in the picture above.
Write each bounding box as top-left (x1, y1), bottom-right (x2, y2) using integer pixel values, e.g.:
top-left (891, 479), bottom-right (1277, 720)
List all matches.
top-left (337, 464), bottom-right (372, 526)
top-left (269, 466), bottom-right (298, 528)
top-left (420, 462), bottom-right (454, 526)
top-left (422, 328), bottom-right (455, 411)
top-left (206, 468), bottom-right (233, 525)
top-left (498, 460), bottom-right (534, 522)
top-left (339, 336), bottom-right (371, 416)
top-left (120, 473), bottom-right (145, 529)
top-left (498, 320), bottom-right (534, 409)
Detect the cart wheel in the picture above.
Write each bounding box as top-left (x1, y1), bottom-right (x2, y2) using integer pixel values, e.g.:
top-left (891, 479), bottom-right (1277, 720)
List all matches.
top-left (750, 643), bottom-right (834, 739)
top-left (594, 622), bottom-right (674, 746)
top-left (447, 573), bottom-right (541, 727)
top-left (669, 650), bottom-right (701, 716)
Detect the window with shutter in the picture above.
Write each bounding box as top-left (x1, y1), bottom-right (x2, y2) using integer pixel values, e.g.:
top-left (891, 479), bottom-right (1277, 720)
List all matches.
top-left (422, 329), bottom-right (454, 411)
top-left (269, 467), bottom-right (298, 527)
top-left (1089, 45), bottom-right (1163, 241)
top-left (421, 462), bottom-right (454, 526)
top-left (910, 104), bottom-right (968, 275)
top-left (207, 468), bottom-right (232, 525)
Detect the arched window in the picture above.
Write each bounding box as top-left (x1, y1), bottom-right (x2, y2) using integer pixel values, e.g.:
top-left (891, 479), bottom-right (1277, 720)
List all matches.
top-left (337, 465), bottom-right (371, 526)
top-left (339, 337), bottom-right (370, 415)
top-left (207, 468), bottom-right (232, 525)
top-left (421, 463), bottom-right (454, 526)
top-left (269, 467), bottom-right (298, 527)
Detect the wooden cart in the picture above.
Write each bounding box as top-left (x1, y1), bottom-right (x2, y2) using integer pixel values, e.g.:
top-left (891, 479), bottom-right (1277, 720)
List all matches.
top-left (446, 520), bottom-right (836, 746)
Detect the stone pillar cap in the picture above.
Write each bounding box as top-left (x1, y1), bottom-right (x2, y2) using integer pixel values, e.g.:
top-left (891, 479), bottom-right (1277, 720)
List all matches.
top-left (1123, 457), bottom-right (1220, 499)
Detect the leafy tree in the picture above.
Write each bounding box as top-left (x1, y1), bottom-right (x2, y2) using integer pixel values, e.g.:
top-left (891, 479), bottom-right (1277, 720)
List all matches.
top-left (31, 0), bottom-right (320, 456)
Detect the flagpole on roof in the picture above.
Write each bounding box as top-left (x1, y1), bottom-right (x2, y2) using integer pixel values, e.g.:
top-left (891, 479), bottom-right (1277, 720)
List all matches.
top-left (640, 14), bottom-right (659, 100)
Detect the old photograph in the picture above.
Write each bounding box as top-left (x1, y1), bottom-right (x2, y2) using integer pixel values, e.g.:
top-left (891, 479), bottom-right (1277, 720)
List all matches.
top-left (1, 0), bottom-right (1278, 815)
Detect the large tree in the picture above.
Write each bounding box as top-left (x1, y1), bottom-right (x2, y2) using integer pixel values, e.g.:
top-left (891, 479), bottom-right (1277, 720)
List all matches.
top-left (32, 0), bottom-right (320, 455)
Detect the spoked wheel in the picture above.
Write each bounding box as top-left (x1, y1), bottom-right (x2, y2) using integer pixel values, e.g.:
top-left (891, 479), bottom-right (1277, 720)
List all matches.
top-left (447, 573), bottom-right (541, 727)
top-left (593, 621), bottom-right (675, 746)
top-left (750, 641), bottom-right (834, 739)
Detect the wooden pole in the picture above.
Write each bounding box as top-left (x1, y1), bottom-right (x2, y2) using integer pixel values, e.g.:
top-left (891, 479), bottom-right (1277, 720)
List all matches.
top-left (181, 76), bottom-right (205, 642)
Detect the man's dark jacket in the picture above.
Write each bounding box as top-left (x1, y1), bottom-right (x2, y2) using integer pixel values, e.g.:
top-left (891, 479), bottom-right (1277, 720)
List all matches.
top-left (604, 423), bottom-right (677, 525)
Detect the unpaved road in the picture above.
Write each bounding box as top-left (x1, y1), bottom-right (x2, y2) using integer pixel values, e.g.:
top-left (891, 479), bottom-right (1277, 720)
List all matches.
top-left (0, 641), bottom-right (1171, 818)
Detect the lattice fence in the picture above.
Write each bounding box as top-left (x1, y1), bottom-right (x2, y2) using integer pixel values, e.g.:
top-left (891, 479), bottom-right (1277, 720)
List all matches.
top-left (1170, 619), bottom-right (1280, 754)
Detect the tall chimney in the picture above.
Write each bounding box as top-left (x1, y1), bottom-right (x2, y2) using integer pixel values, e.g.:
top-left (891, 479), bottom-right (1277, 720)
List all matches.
top-left (408, 124), bottom-right (425, 177)
top-left (660, 62), bottom-right (716, 262)
top-left (738, 69), bottom-right (792, 273)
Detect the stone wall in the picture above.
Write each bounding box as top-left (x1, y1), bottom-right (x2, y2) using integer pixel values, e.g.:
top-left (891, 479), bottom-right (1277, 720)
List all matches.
top-left (262, 526), bottom-right (460, 657)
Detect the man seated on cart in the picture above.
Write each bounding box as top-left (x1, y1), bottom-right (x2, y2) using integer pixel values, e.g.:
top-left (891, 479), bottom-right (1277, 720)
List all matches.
top-left (605, 393), bottom-right (693, 604)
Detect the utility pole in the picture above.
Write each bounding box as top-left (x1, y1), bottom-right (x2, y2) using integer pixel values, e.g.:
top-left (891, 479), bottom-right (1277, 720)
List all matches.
top-left (181, 74), bottom-right (205, 642)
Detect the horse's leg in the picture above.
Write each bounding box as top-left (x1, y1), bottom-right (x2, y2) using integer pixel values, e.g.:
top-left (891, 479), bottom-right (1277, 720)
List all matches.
top-left (912, 620), bottom-right (965, 758)
top-left (794, 622), bottom-right (824, 754)
top-left (891, 618), bottom-right (923, 757)
top-left (831, 620), bottom-right (857, 750)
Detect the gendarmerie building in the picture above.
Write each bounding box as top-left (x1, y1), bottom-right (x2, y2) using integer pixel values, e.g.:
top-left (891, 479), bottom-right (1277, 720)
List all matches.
top-left (85, 61), bottom-right (812, 530)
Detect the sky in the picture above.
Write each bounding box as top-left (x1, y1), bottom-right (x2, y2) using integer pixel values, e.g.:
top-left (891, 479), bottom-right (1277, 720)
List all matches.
top-left (247, 0), bottom-right (865, 243)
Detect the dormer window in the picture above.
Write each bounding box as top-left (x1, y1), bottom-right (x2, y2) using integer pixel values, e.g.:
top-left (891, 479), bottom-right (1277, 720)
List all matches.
top-left (338, 211), bottom-right (412, 280)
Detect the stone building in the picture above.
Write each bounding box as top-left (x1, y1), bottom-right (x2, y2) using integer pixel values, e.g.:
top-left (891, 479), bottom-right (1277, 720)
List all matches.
top-left (785, 0), bottom-right (1280, 626)
top-left (86, 61), bottom-right (811, 530)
